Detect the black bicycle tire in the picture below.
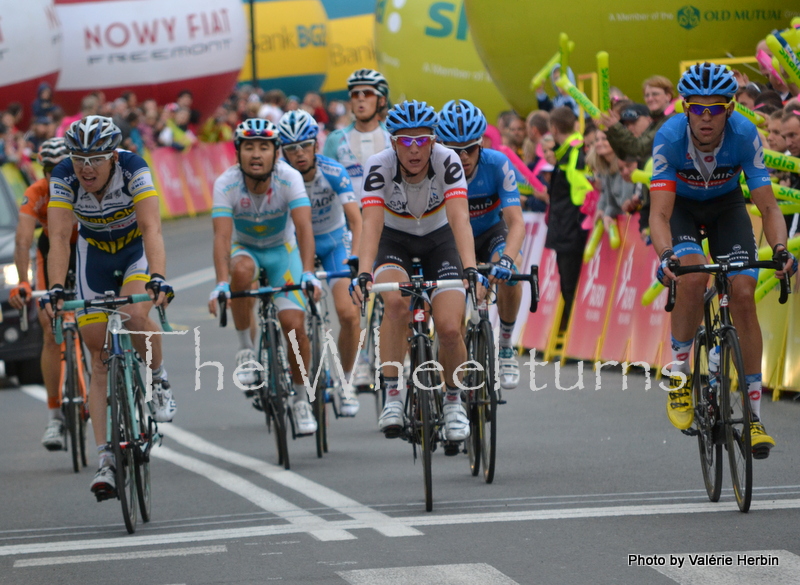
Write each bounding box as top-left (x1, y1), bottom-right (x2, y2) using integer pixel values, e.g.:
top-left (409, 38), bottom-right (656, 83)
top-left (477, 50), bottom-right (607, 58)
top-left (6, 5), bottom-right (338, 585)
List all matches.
top-left (63, 329), bottom-right (80, 473)
top-left (309, 313), bottom-right (325, 459)
top-left (478, 320), bottom-right (498, 484)
top-left (270, 325), bottom-right (291, 470)
top-left (78, 335), bottom-right (90, 468)
top-left (412, 337), bottom-right (434, 512)
top-left (369, 295), bottom-right (385, 421)
top-left (692, 328), bottom-right (722, 502)
top-left (109, 358), bottom-right (138, 533)
top-left (720, 328), bottom-right (752, 513)
top-left (464, 326), bottom-right (480, 477)
top-left (133, 373), bottom-right (152, 523)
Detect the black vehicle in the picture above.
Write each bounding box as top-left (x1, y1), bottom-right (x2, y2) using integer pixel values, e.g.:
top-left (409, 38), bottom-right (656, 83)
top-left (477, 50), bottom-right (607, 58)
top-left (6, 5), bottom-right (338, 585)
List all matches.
top-left (0, 173), bottom-right (44, 385)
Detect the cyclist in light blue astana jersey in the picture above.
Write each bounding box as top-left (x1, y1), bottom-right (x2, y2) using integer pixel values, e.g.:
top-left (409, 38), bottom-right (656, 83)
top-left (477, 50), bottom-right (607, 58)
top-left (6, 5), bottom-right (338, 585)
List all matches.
top-left (650, 63), bottom-right (797, 459)
top-left (436, 99), bottom-right (526, 390)
top-left (208, 119), bottom-right (321, 437)
top-left (323, 69), bottom-right (391, 203)
top-left (278, 109), bottom-right (364, 416)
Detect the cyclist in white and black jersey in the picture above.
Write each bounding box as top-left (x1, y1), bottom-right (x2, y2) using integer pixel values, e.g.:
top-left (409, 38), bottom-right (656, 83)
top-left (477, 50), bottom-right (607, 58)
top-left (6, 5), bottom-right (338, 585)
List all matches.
top-left (323, 69), bottom-right (392, 202)
top-left (350, 100), bottom-right (487, 443)
top-left (278, 109), bottom-right (364, 416)
top-left (208, 119), bottom-right (320, 436)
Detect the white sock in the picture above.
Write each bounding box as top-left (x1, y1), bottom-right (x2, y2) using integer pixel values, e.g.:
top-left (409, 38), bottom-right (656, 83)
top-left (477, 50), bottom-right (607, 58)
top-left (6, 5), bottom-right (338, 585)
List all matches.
top-left (293, 383), bottom-right (308, 404)
top-left (237, 328), bottom-right (254, 351)
top-left (746, 374), bottom-right (762, 420)
top-left (499, 320), bottom-right (515, 348)
top-left (97, 445), bottom-right (113, 468)
top-left (49, 408), bottom-right (63, 421)
top-left (384, 376), bottom-right (401, 403)
top-left (670, 336), bottom-right (693, 376)
top-left (445, 386), bottom-right (461, 404)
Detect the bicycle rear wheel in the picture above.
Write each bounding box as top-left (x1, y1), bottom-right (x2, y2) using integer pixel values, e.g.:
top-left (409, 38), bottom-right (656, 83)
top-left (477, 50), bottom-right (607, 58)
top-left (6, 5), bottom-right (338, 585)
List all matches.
top-left (308, 313), bottom-right (326, 458)
top-left (477, 320), bottom-right (498, 484)
top-left (464, 327), bottom-right (480, 477)
top-left (109, 358), bottom-right (138, 533)
top-left (77, 336), bottom-right (89, 469)
top-left (720, 328), bottom-right (752, 513)
top-left (62, 329), bottom-right (81, 473)
top-left (692, 328), bottom-right (722, 502)
top-left (368, 295), bottom-right (385, 421)
top-left (133, 373), bottom-right (152, 523)
top-left (272, 332), bottom-right (292, 470)
top-left (412, 338), bottom-right (435, 512)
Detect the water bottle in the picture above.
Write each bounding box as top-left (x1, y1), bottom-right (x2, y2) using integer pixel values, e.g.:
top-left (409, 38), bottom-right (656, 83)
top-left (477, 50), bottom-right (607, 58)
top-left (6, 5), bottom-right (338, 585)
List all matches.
top-left (708, 346), bottom-right (721, 387)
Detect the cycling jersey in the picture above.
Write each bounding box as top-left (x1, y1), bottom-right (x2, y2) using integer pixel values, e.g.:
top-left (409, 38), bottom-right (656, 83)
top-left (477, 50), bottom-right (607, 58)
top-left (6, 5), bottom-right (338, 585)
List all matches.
top-left (304, 154), bottom-right (357, 235)
top-left (361, 143), bottom-right (468, 237)
top-left (212, 160), bottom-right (310, 249)
top-left (20, 178), bottom-right (78, 242)
top-left (650, 112), bottom-right (771, 200)
top-left (322, 121), bottom-right (391, 201)
top-left (49, 150), bottom-right (158, 253)
top-left (466, 148), bottom-right (522, 237)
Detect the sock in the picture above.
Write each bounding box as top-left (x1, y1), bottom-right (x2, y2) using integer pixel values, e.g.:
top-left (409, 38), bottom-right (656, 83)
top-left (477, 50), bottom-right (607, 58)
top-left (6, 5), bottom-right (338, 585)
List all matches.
top-left (384, 376), bottom-right (400, 402)
top-left (746, 373), bottom-right (762, 420)
top-left (670, 336), bottom-right (693, 376)
top-left (152, 365), bottom-right (165, 381)
top-left (49, 408), bottom-right (63, 421)
top-left (445, 386), bottom-right (461, 404)
top-left (97, 445), bottom-right (113, 468)
top-left (293, 382), bottom-right (308, 404)
top-left (237, 328), bottom-right (255, 351)
top-left (499, 320), bottom-right (515, 348)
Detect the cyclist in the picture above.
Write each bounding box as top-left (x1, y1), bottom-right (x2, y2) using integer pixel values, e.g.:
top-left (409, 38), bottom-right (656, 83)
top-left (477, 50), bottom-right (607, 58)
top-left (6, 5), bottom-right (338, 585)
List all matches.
top-left (436, 99), bottom-right (525, 389)
top-left (278, 109), bottom-right (363, 416)
top-left (43, 116), bottom-right (177, 498)
top-left (350, 100), bottom-right (486, 442)
top-left (9, 138), bottom-right (78, 451)
top-left (208, 118), bottom-right (320, 436)
top-left (651, 63), bottom-right (796, 459)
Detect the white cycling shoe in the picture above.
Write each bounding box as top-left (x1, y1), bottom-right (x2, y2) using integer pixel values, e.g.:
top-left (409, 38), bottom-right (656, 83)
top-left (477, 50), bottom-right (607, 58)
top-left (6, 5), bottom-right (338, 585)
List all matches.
top-left (499, 346), bottom-right (520, 389)
top-left (292, 401), bottom-right (318, 436)
top-left (338, 390), bottom-right (360, 417)
top-left (42, 418), bottom-right (66, 451)
top-left (352, 360), bottom-right (374, 388)
top-left (151, 375), bottom-right (177, 423)
top-left (443, 402), bottom-right (470, 441)
top-left (378, 401), bottom-right (405, 438)
top-left (235, 349), bottom-right (259, 386)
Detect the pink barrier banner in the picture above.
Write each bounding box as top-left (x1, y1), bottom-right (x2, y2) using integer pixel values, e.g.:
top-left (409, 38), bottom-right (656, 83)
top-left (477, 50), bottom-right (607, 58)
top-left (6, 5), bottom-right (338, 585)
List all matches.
top-left (598, 216), bottom-right (636, 363)
top-left (508, 212), bottom-right (547, 344)
top-left (564, 236), bottom-right (622, 361)
top-left (520, 247), bottom-right (560, 352)
top-left (149, 148), bottom-right (190, 217)
top-left (183, 148), bottom-right (213, 214)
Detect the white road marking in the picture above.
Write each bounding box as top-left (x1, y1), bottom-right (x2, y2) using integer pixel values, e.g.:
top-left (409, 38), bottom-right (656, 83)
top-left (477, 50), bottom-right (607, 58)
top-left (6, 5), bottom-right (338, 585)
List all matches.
top-left (4, 499), bottom-right (800, 558)
top-left (338, 563), bottom-right (520, 585)
top-left (160, 425), bottom-right (422, 538)
top-left (652, 550), bottom-right (800, 585)
top-left (13, 545), bottom-right (226, 568)
top-left (20, 385), bottom-right (47, 403)
top-left (152, 447), bottom-right (355, 542)
top-left (170, 267), bottom-right (215, 292)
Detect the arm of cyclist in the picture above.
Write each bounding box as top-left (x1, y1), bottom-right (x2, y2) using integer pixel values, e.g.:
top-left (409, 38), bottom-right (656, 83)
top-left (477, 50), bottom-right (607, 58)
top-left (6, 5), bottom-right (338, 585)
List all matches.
top-left (43, 205), bottom-right (74, 318)
top-left (649, 186), bottom-right (679, 284)
top-left (445, 195), bottom-right (486, 299)
top-left (342, 201), bottom-right (362, 267)
top-left (350, 203), bottom-right (384, 305)
top-left (9, 214), bottom-right (36, 310)
top-left (208, 216), bottom-right (233, 316)
top-left (490, 205), bottom-right (525, 285)
top-left (136, 196), bottom-right (171, 307)
top-left (291, 205), bottom-right (321, 301)
top-left (750, 184), bottom-right (795, 278)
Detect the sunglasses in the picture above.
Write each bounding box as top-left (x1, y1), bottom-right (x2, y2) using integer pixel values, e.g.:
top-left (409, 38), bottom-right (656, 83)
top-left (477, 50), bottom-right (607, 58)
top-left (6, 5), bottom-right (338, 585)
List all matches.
top-left (392, 135), bottom-right (436, 148)
top-left (70, 152), bottom-right (115, 167)
top-left (350, 88), bottom-right (380, 100)
top-left (684, 102), bottom-right (730, 116)
top-left (445, 139), bottom-right (482, 156)
top-left (282, 139), bottom-right (315, 153)
top-left (241, 128), bottom-right (277, 138)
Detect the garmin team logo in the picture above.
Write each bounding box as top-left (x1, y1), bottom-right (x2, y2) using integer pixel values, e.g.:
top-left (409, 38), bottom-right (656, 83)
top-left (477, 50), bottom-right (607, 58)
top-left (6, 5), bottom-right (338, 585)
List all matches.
top-left (677, 6), bottom-right (700, 30)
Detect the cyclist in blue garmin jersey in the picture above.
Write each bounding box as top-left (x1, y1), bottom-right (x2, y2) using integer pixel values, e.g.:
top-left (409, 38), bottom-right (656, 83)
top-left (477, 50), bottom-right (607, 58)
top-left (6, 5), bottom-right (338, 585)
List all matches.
top-left (278, 109), bottom-right (363, 416)
top-left (208, 118), bottom-right (320, 436)
top-left (43, 116), bottom-right (176, 499)
top-left (650, 63), bottom-right (796, 459)
top-left (436, 99), bottom-right (526, 389)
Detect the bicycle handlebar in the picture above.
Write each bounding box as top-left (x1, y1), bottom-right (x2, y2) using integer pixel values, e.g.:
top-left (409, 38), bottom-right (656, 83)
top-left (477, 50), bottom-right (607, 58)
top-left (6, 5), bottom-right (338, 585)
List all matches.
top-left (358, 279), bottom-right (464, 330)
top-left (217, 281), bottom-right (314, 328)
top-left (477, 263), bottom-right (540, 314)
top-left (665, 256), bottom-right (791, 312)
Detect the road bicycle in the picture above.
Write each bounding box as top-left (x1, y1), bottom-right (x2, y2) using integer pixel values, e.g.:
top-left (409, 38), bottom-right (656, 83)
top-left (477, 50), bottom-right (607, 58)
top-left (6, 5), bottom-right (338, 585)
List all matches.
top-left (665, 252), bottom-right (791, 512)
top-left (55, 293), bottom-right (172, 533)
top-left (464, 264), bottom-right (539, 484)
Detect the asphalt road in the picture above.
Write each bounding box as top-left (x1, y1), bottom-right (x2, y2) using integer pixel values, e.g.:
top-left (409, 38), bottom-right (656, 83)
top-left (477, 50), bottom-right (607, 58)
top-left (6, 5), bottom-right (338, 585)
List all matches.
top-left (2, 216), bottom-right (800, 585)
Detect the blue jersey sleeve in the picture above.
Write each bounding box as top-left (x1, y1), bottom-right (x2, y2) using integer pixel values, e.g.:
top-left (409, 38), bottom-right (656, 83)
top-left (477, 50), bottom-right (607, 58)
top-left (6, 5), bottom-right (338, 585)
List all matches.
top-left (738, 123), bottom-right (771, 191)
top-left (650, 129), bottom-right (679, 192)
top-left (318, 155), bottom-right (356, 205)
top-left (491, 151), bottom-right (522, 208)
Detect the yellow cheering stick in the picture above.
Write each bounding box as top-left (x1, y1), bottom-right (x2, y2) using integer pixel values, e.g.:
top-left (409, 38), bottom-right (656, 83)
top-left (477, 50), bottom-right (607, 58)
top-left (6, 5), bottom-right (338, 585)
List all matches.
top-left (763, 149), bottom-right (800, 173)
top-left (555, 75), bottom-right (601, 119)
top-left (583, 219), bottom-right (604, 263)
top-left (749, 201), bottom-right (800, 217)
top-left (754, 236), bottom-right (800, 294)
top-left (530, 52), bottom-right (561, 91)
top-left (559, 33), bottom-right (571, 75)
top-left (597, 51), bottom-right (611, 113)
top-left (766, 33), bottom-right (800, 87)
top-left (773, 183), bottom-right (800, 204)
top-left (630, 169), bottom-right (651, 185)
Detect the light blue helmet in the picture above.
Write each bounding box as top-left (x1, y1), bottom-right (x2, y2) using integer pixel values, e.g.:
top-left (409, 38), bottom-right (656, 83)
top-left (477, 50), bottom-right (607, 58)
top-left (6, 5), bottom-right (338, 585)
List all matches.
top-left (234, 118), bottom-right (280, 149)
top-left (436, 99), bottom-right (487, 143)
top-left (385, 100), bottom-right (438, 134)
top-left (678, 62), bottom-right (738, 100)
top-left (64, 116), bottom-right (121, 153)
top-left (278, 110), bottom-right (319, 145)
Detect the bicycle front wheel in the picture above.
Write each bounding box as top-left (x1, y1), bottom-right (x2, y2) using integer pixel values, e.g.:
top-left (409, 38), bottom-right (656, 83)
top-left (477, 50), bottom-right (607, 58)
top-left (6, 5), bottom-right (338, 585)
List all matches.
top-left (477, 320), bottom-right (498, 484)
top-left (133, 374), bottom-right (152, 523)
top-left (720, 328), bottom-right (752, 513)
top-left (109, 358), bottom-right (138, 533)
top-left (464, 327), bottom-right (480, 477)
top-left (692, 328), bottom-right (722, 502)
top-left (308, 313), bottom-right (326, 459)
top-left (368, 295), bottom-right (385, 421)
top-left (62, 329), bottom-right (82, 473)
top-left (271, 332), bottom-right (292, 470)
top-left (411, 338), bottom-right (435, 512)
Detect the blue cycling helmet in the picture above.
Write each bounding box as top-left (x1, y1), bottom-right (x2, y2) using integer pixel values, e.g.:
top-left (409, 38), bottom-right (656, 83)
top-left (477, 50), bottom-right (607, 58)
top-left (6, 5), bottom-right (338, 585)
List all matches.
top-left (677, 62), bottom-right (738, 100)
top-left (234, 118), bottom-right (280, 149)
top-left (436, 99), bottom-right (487, 143)
top-left (64, 116), bottom-right (122, 153)
top-left (385, 100), bottom-right (438, 134)
top-left (278, 110), bottom-right (319, 145)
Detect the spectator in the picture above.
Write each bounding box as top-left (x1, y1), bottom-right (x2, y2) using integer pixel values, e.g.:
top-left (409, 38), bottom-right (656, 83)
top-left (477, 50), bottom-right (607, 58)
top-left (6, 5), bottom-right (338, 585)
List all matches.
top-left (31, 83), bottom-right (56, 119)
top-left (258, 89), bottom-right (286, 123)
top-left (587, 130), bottom-right (636, 234)
top-left (111, 98), bottom-right (132, 142)
top-left (199, 106), bottom-right (234, 143)
top-left (536, 64), bottom-right (579, 116)
top-left (24, 116), bottom-right (53, 155)
top-left (125, 110), bottom-right (144, 153)
top-left (523, 110), bottom-right (549, 167)
top-left (755, 89), bottom-right (785, 111)
top-left (735, 84), bottom-right (761, 110)
top-left (176, 89), bottom-right (202, 128)
top-left (138, 109), bottom-right (160, 151)
top-left (158, 105), bottom-right (198, 151)
top-left (121, 91), bottom-right (138, 110)
top-left (618, 155), bottom-right (651, 242)
top-left (498, 111), bottom-right (525, 157)
top-left (755, 40), bottom-right (794, 101)
top-left (780, 109), bottom-right (800, 237)
top-left (620, 103), bottom-right (652, 138)
top-left (57, 94), bottom-right (99, 137)
top-left (767, 110), bottom-right (788, 153)
top-left (285, 95), bottom-right (300, 112)
top-left (303, 91), bottom-right (329, 126)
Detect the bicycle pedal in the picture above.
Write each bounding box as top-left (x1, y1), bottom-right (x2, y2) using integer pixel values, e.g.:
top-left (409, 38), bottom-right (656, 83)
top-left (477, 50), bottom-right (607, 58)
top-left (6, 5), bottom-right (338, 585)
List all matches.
top-left (244, 388), bottom-right (257, 398)
top-left (93, 487), bottom-right (117, 502)
top-left (752, 445), bottom-right (771, 460)
top-left (251, 398), bottom-right (264, 412)
top-left (681, 428), bottom-right (699, 437)
top-left (443, 442), bottom-right (460, 457)
top-left (382, 425), bottom-right (403, 439)
top-left (497, 399), bottom-right (507, 405)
